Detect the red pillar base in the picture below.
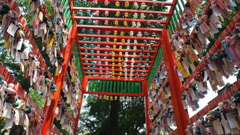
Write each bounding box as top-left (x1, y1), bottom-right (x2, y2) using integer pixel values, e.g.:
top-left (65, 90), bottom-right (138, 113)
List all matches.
top-left (142, 80), bottom-right (151, 135)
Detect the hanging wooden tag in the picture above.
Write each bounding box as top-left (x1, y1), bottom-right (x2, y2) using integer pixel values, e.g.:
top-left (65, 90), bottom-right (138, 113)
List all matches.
top-left (3, 102), bottom-right (13, 119)
top-left (24, 114), bottom-right (29, 130)
top-left (38, 11), bottom-right (43, 22)
top-left (212, 120), bottom-right (224, 134)
top-left (225, 113), bottom-right (239, 129)
top-left (7, 23), bottom-right (18, 36)
top-left (47, 96), bottom-right (51, 106)
top-left (212, 7), bottom-right (222, 16)
top-left (55, 106), bottom-right (59, 115)
top-left (14, 109), bottom-right (20, 125)
top-left (182, 99), bottom-right (188, 109)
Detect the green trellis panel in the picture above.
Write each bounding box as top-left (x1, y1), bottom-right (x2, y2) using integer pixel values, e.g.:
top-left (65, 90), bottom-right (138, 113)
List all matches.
top-left (99, 80), bottom-right (102, 92)
top-left (177, 1), bottom-right (183, 15)
top-left (121, 81), bottom-right (123, 93)
top-left (67, 10), bottom-right (71, 17)
top-left (106, 81), bottom-right (109, 92)
top-left (64, 9), bottom-right (68, 17)
top-left (61, 0), bottom-right (72, 31)
top-left (73, 44), bottom-right (83, 82)
top-left (95, 80), bottom-right (98, 92)
top-left (124, 81), bottom-right (127, 93)
top-left (166, 0), bottom-right (186, 36)
top-left (94, 81), bottom-right (97, 92)
top-left (138, 82), bottom-right (141, 93)
top-left (90, 80), bottom-right (93, 92)
top-left (87, 80), bottom-right (143, 93)
top-left (97, 81), bottom-right (100, 92)
top-left (132, 82), bottom-right (135, 93)
top-left (97, 81), bottom-right (101, 92)
top-left (64, 0), bottom-right (69, 7)
top-left (88, 81), bottom-right (92, 92)
top-left (172, 14), bottom-right (177, 30)
top-left (109, 81), bottom-right (112, 92)
top-left (94, 80), bottom-right (97, 92)
top-left (110, 81), bottom-right (113, 93)
top-left (93, 80), bottom-right (96, 92)
top-left (128, 82), bottom-right (131, 93)
top-left (180, 0), bottom-right (185, 8)
top-left (112, 81), bottom-right (114, 93)
top-left (168, 24), bottom-right (174, 37)
top-left (138, 82), bottom-right (141, 94)
top-left (147, 46), bottom-right (163, 88)
top-left (103, 81), bottom-right (106, 92)
top-left (117, 81), bottom-right (119, 93)
top-left (135, 82), bottom-right (138, 93)
top-left (114, 81), bottom-right (116, 93)
top-left (130, 82), bottom-right (132, 93)
top-left (67, 20), bottom-right (72, 30)
top-left (170, 21), bottom-right (174, 32)
top-left (86, 80), bottom-right (143, 94)
top-left (174, 9), bottom-right (180, 21)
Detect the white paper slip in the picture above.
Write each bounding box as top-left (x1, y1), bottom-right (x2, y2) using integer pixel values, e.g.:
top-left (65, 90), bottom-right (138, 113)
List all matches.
top-left (4, 118), bottom-right (14, 129)
top-left (3, 102), bottom-right (13, 119)
top-left (7, 23), bottom-right (18, 36)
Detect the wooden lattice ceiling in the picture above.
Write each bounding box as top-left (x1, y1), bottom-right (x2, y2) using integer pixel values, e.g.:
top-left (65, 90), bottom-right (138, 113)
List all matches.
top-left (72, 0), bottom-right (174, 81)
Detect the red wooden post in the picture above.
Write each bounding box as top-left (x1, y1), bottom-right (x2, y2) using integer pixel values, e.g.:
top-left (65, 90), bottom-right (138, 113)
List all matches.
top-left (41, 22), bottom-right (77, 135)
top-left (81, 75), bottom-right (88, 93)
top-left (161, 29), bottom-right (189, 134)
top-left (73, 92), bottom-right (84, 135)
top-left (142, 80), bottom-right (151, 135)
top-left (73, 76), bottom-right (88, 134)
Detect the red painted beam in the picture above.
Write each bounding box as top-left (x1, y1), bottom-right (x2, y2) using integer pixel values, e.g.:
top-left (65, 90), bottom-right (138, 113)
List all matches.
top-left (81, 58), bottom-right (153, 63)
top-left (79, 53), bottom-right (155, 59)
top-left (79, 47), bottom-right (157, 53)
top-left (72, 7), bottom-right (170, 15)
top-left (74, 0), bottom-right (174, 5)
top-left (82, 68), bottom-right (149, 73)
top-left (83, 67), bottom-right (149, 72)
top-left (84, 91), bottom-right (144, 96)
top-left (77, 34), bottom-right (160, 40)
top-left (83, 71), bottom-right (148, 76)
top-left (78, 41), bottom-right (159, 47)
top-left (74, 16), bottom-right (167, 24)
top-left (87, 76), bottom-right (144, 81)
top-left (82, 63), bottom-right (150, 68)
top-left (84, 72), bottom-right (149, 76)
top-left (77, 25), bottom-right (163, 33)
top-left (84, 72), bottom-right (149, 77)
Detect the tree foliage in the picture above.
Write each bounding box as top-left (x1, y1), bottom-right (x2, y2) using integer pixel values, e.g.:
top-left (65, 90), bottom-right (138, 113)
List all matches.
top-left (78, 96), bottom-right (146, 135)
